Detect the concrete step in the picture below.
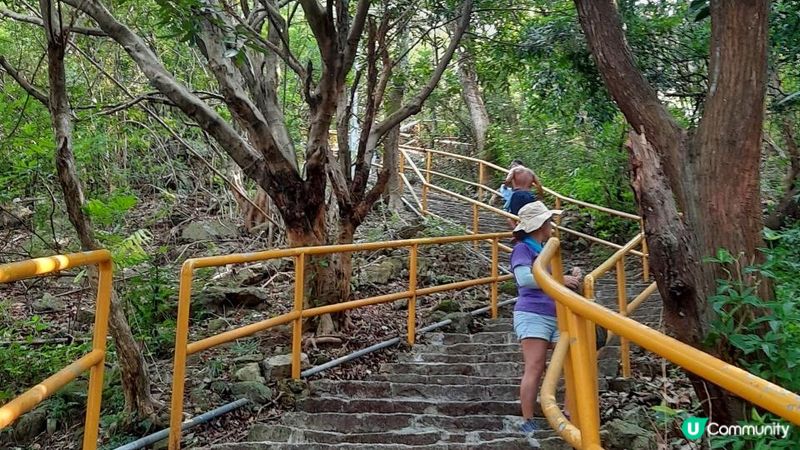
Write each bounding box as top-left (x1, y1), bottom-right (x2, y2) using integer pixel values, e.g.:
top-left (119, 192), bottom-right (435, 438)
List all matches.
top-left (297, 397), bottom-right (523, 416)
top-left (380, 361), bottom-right (523, 378)
top-left (423, 331), bottom-right (517, 345)
top-left (478, 321), bottom-right (515, 333)
top-left (416, 343), bottom-right (520, 355)
top-left (400, 351), bottom-right (522, 364)
top-left (212, 437), bottom-right (572, 450)
top-left (310, 380), bottom-right (519, 402)
top-left (280, 411), bottom-right (547, 433)
top-left (244, 424), bottom-right (559, 446)
top-left (368, 373), bottom-right (521, 386)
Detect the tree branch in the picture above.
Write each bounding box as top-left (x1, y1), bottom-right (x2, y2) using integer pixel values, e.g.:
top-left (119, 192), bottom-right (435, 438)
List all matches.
top-left (1, 6), bottom-right (106, 36)
top-left (0, 55), bottom-right (50, 106)
top-left (371, 0), bottom-right (473, 140)
top-left (573, 0), bottom-right (686, 204)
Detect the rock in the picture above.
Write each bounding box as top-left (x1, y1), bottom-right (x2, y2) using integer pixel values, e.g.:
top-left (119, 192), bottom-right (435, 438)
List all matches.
top-left (434, 299), bottom-right (461, 313)
top-left (207, 318), bottom-right (227, 332)
top-left (276, 379), bottom-right (310, 408)
top-left (397, 224), bottom-right (426, 239)
top-left (392, 298), bottom-right (409, 311)
top-left (428, 310), bottom-right (448, 323)
top-left (195, 286), bottom-right (269, 309)
top-left (596, 346), bottom-right (620, 378)
top-left (75, 308), bottom-right (94, 325)
top-left (232, 353), bottom-right (264, 364)
top-left (442, 312), bottom-right (473, 333)
top-left (58, 380), bottom-right (88, 405)
top-left (189, 387), bottom-right (222, 411)
top-left (602, 418), bottom-right (657, 450)
top-left (499, 280), bottom-right (518, 296)
top-left (180, 220), bottom-right (238, 242)
top-left (230, 381), bottom-right (272, 404)
top-left (12, 407), bottom-right (47, 442)
top-left (46, 418), bottom-right (57, 435)
top-left (209, 380), bottom-right (230, 395)
top-left (0, 202), bottom-right (33, 229)
top-left (32, 293), bottom-right (65, 312)
top-left (608, 377), bottom-right (636, 392)
top-left (261, 353), bottom-right (309, 380)
top-left (363, 257), bottom-right (404, 284)
top-left (235, 363), bottom-right (265, 383)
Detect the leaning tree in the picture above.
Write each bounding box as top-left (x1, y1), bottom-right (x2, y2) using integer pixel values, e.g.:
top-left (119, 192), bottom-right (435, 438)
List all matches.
top-left (575, 0), bottom-right (769, 422)
top-left (55, 0), bottom-right (472, 334)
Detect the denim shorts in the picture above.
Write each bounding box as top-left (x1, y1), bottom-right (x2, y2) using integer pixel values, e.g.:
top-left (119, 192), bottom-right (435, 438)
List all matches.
top-left (513, 311), bottom-right (559, 343)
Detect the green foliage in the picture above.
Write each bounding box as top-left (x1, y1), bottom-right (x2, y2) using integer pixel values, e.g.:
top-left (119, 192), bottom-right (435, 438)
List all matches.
top-left (704, 225), bottom-right (800, 448)
top-left (84, 193), bottom-right (138, 227)
top-left (0, 340), bottom-right (92, 403)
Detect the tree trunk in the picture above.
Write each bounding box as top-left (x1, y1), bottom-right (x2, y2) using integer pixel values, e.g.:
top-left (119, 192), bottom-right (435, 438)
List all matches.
top-left (383, 43), bottom-right (407, 212)
top-left (39, 0), bottom-right (159, 419)
top-left (575, 0), bottom-right (769, 423)
top-left (454, 38), bottom-right (489, 157)
top-left (765, 117), bottom-right (800, 229)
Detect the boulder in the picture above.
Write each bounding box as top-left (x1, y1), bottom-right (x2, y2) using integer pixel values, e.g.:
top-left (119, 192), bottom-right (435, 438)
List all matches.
top-left (0, 202), bottom-right (33, 229)
top-left (261, 353), bottom-right (309, 380)
top-left (276, 379), bottom-right (310, 408)
top-left (189, 387), bottom-right (222, 411)
top-left (196, 286), bottom-right (268, 309)
top-left (434, 299), bottom-right (461, 314)
top-left (601, 418), bottom-right (657, 450)
top-left (442, 312), bottom-right (473, 333)
top-left (180, 220), bottom-right (238, 242)
top-left (12, 407), bottom-right (47, 442)
top-left (230, 381), bottom-right (272, 404)
top-left (33, 293), bottom-right (65, 312)
top-left (596, 346), bottom-right (620, 378)
top-left (235, 363), bottom-right (265, 384)
top-left (207, 318), bottom-right (227, 332)
top-left (363, 257), bottom-right (404, 285)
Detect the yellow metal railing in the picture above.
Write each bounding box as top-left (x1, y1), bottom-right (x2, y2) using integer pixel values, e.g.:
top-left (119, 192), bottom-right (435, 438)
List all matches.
top-left (398, 144), bottom-right (650, 269)
top-left (0, 251), bottom-right (113, 450)
top-left (534, 238), bottom-right (800, 449)
top-left (167, 232), bottom-right (513, 450)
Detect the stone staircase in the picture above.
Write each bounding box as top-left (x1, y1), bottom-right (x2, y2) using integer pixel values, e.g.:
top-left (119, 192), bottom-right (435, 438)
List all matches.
top-left (212, 315), bottom-right (581, 450)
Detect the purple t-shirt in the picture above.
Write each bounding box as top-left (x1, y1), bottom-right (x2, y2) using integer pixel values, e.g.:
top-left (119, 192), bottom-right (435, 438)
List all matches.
top-left (510, 242), bottom-right (556, 317)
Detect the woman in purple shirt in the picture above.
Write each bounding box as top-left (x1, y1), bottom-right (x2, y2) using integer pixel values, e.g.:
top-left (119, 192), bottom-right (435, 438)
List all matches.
top-left (510, 201), bottom-right (581, 433)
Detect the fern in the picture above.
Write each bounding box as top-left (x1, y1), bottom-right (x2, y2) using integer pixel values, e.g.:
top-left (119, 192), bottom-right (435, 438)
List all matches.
top-left (112, 229), bottom-right (153, 268)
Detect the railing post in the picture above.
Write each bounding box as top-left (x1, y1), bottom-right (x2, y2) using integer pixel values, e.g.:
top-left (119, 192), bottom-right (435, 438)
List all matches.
top-left (422, 150), bottom-right (432, 213)
top-left (554, 197), bottom-right (562, 239)
top-left (407, 245), bottom-right (418, 345)
top-left (292, 254), bottom-right (305, 379)
top-left (550, 245), bottom-right (579, 429)
top-left (582, 275), bottom-right (599, 398)
top-left (491, 237), bottom-right (499, 319)
top-left (640, 220), bottom-right (649, 282)
top-left (616, 259), bottom-right (630, 378)
top-left (472, 204), bottom-right (479, 249)
top-left (566, 310), bottom-right (602, 448)
top-left (83, 260), bottom-right (113, 450)
top-left (169, 263), bottom-right (195, 450)
top-left (477, 162), bottom-right (485, 201)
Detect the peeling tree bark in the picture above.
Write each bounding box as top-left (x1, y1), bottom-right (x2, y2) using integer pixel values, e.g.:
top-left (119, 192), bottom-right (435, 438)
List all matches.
top-left (454, 35), bottom-right (489, 157)
top-left (38, 0), bottom-right (159, 419)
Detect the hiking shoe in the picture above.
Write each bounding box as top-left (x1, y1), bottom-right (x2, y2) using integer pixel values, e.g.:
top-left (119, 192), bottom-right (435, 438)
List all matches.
top-left (520, 419), bottom-right (538, 433)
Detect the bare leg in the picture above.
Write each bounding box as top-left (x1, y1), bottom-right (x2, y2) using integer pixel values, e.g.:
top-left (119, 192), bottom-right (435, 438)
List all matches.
top-left (520, 338), bottom-right (550, 420)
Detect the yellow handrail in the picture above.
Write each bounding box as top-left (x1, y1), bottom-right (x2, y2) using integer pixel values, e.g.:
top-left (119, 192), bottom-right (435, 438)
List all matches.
top-left (167, 232), bottom-right (513, 449)
top-left (534, 238), bottom-right (800, 448)
top-left (0, 250), bottom-right (113, 450)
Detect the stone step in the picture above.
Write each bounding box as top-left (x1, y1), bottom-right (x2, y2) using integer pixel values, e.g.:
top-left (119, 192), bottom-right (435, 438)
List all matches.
top-left (212, 437), bottom-right (572, 450)
top-left (244, 424), bottom-right (559, 446)
top-left (297, 397), bottom-right (523, 416)
top-left (310, 380), bottom-right (519, 402)
top-left (423, 332), bottom-right (517, 345)
top-left (415, 343), bottom-right (520, 355)
top-left (479, 321), bottom-right (515, 333)
top-left (401, 351), bottom-right (522, 364)
top-left (280, 411), bottom-right (546, 433)
top-left (380, 362), bottom-right (523, 378)
top-left (368, 373), bottom-right (521, 386)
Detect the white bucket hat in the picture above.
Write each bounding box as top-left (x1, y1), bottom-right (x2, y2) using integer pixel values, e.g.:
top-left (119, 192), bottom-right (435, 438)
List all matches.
top-left (513, 201), bottom-right (562, 233)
